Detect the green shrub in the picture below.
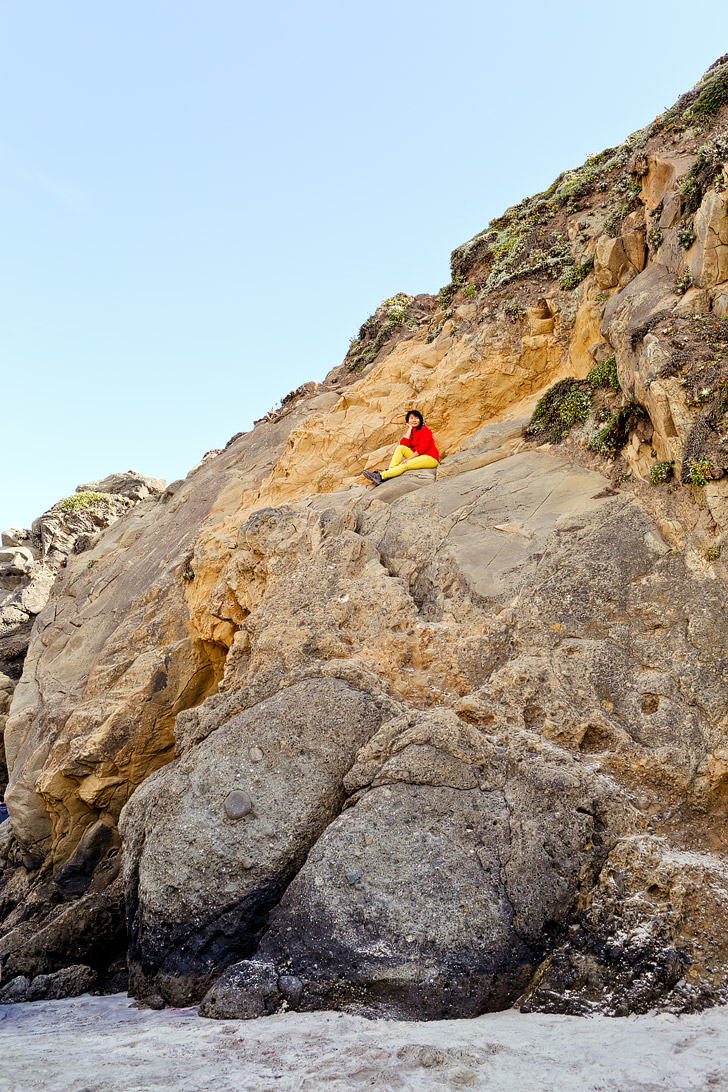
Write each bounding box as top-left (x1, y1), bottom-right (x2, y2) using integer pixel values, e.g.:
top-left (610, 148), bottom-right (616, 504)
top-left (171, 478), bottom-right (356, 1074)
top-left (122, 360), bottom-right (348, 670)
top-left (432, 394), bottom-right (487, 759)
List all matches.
top-left (681, 131), bottom-right (728, 214)
top-left (677, 227), bottom-right (697, 250)
top-left (560, 257), bottom-right (594, 291)
top-left (687, 454), bottom-right (713, 487)
top-left (705, 544), bottom-right (722, 561)
top-left (692, 65), bottom-right (728, 117)
top-left (56, 491), bottom-right (118, 514)
top-left (675, 271), bottom-right (693, 296)
top-left (603, 207), bottom-right (623, 237)
top-left (383, 295), bottom-right (409, 323)
top-left (650, 461), bottom-right (674, 484)
top-left (439, 283), bottom-right (457, 308)
top-left (559, 388), bottom-right (592, 425)
top-left (648, 227), bottom-right (664, 251)
top-left (587, 355), bottom-right (620, 390)
top-left (588, 403), bottom-right (646, 459)
top-left (462, 284), bottom-right (477, 299)
top-left (527, 378), bottom-right (591, 441)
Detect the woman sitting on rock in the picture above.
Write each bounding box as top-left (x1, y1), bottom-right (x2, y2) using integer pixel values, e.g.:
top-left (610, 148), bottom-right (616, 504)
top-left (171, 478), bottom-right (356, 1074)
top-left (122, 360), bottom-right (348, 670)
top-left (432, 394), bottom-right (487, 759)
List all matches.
top-left (363, 410), bottom-right (439, 486)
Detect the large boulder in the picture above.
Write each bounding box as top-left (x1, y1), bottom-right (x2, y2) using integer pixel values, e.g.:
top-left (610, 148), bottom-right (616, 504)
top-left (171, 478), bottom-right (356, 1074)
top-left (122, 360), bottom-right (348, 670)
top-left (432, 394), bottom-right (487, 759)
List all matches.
top-left (74, 471), bottom-right (166, 502)
top-left (120, 678), bottom-right (387, 1006)
top-left (594, 231), bottom-right (646, 289)
top-left (201, 708), bottom-right (623, 1020)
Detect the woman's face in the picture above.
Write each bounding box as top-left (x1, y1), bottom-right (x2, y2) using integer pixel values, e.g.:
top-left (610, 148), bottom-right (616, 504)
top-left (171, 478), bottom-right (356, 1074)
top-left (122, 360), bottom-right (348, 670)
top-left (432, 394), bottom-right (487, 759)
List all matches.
top-left (407, 414), bottom-right (420, 429)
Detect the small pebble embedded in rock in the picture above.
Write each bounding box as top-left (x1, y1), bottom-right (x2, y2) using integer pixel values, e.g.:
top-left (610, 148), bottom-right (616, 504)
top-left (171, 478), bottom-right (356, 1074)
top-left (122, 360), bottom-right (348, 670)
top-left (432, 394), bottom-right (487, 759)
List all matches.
top-left (224, 790), bottom-right (253, 820)
top-left (249, 746), bottom-right (264, 762)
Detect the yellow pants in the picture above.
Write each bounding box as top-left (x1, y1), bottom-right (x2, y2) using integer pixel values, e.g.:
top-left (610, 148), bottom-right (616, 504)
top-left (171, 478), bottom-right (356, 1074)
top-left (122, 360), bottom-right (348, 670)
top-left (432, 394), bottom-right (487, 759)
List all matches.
top-left (380, 445), bottom-right (439, 480)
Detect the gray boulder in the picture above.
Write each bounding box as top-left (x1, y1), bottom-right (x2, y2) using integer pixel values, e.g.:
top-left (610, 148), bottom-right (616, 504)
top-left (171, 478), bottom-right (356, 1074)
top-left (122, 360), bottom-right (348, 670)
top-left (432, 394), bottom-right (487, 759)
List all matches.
top-left (201, 708), bottom-right (623, 1020)
top-left (0, 964), bottom-right (97, 1004)
top-left (75, 470), bottom-right (166, 502)
top-left (120, 678), bottom-right (387, 1006)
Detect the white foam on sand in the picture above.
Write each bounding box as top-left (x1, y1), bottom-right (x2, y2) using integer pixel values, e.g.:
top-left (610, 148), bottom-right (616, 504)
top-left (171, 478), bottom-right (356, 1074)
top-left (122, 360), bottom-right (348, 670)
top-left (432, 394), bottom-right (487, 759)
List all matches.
top-left (1, 993), bottom-right (728, 1092)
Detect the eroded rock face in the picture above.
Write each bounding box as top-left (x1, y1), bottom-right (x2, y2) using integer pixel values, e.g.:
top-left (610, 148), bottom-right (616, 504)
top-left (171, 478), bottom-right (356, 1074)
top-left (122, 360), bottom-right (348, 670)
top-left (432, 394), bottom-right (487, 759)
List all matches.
top-left (74, 471), bottom-right (166, 503)
top-left (0, 963), bottom-right (97, 1004)
top-left (0, 484), bottom-right (158, 695)
top-left (120, 678), bottom-right (387, 1005)
top-left (521, 837), bottom-right (728, 1015)
top-left (194, 457), bottom-right (728, 1020)
top-left (3, 61), bottom-right (728, 1017)
top-left (201, 710), bottom-right (623, 1020)
top-left (0, 871), bottom-right (126, 991)
top-left (3, 404), bottom-right (322, 869)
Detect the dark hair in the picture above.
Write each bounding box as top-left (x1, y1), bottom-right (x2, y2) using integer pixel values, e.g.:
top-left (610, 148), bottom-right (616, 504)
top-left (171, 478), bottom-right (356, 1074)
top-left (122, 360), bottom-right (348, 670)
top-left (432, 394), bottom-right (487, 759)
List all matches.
top-left (405, 409), bottom-right (423, 428)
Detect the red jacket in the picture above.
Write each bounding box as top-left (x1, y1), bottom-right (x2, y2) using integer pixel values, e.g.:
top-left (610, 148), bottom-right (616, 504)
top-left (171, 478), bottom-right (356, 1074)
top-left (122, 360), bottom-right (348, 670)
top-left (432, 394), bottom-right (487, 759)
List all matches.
top-left (401, 424), bottom-right (439, 461)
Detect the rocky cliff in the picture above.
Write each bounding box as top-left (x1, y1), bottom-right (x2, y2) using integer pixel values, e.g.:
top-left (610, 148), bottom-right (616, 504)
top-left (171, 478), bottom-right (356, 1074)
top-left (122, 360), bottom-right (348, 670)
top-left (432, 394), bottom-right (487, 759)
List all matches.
top-left (2, 56), bottom-right (728, 1018)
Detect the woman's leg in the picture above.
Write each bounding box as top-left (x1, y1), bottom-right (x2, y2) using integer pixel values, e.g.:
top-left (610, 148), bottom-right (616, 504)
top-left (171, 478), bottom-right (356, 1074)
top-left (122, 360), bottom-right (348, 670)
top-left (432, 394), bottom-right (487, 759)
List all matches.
top-left (386, 445), bottom-right (413, 471)
top-left (380, 453), bottom-right (438, 480)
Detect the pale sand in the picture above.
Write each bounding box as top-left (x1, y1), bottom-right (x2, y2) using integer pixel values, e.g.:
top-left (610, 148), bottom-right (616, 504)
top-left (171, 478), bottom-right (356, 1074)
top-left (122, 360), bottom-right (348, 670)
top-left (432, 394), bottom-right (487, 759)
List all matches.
top-left (1, 994), bottom-right (727, 1092)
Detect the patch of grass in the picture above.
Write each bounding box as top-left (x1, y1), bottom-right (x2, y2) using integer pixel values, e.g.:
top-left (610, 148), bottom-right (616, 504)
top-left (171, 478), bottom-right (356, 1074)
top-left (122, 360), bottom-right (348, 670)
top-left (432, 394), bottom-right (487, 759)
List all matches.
top-left (692, 64), bottom-right (728, 117)
top-left (705, 544), bottom-right (722, 561)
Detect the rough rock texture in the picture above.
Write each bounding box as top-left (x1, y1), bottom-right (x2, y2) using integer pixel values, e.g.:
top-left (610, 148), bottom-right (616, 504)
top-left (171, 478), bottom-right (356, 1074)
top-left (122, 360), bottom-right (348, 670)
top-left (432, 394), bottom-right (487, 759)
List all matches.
top-left (74, 471), bottom-right (166, 502)
top-left (197, 457), bottom-right (728, 1019)
top-left (201, 708), bottom-right (623, 1020)
top-left (0, 963), bottom-right (97, 1004)
top-left (0, 480), bottom-right (160, 695)
top-left (2, 59), bottom-right (728, 1016)
top-left (0, 674), bottom-right (14, 787)
top-left (521, 836), bottom-right (728, 1016)
top-left (121, 679), bottom-right (387, 1005)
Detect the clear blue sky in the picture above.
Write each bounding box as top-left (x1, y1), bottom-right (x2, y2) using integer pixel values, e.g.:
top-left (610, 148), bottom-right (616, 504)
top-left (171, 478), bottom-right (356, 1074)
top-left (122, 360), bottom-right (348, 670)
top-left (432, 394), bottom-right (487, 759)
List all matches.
top-left (2, 1), bottom-right (726, 530)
